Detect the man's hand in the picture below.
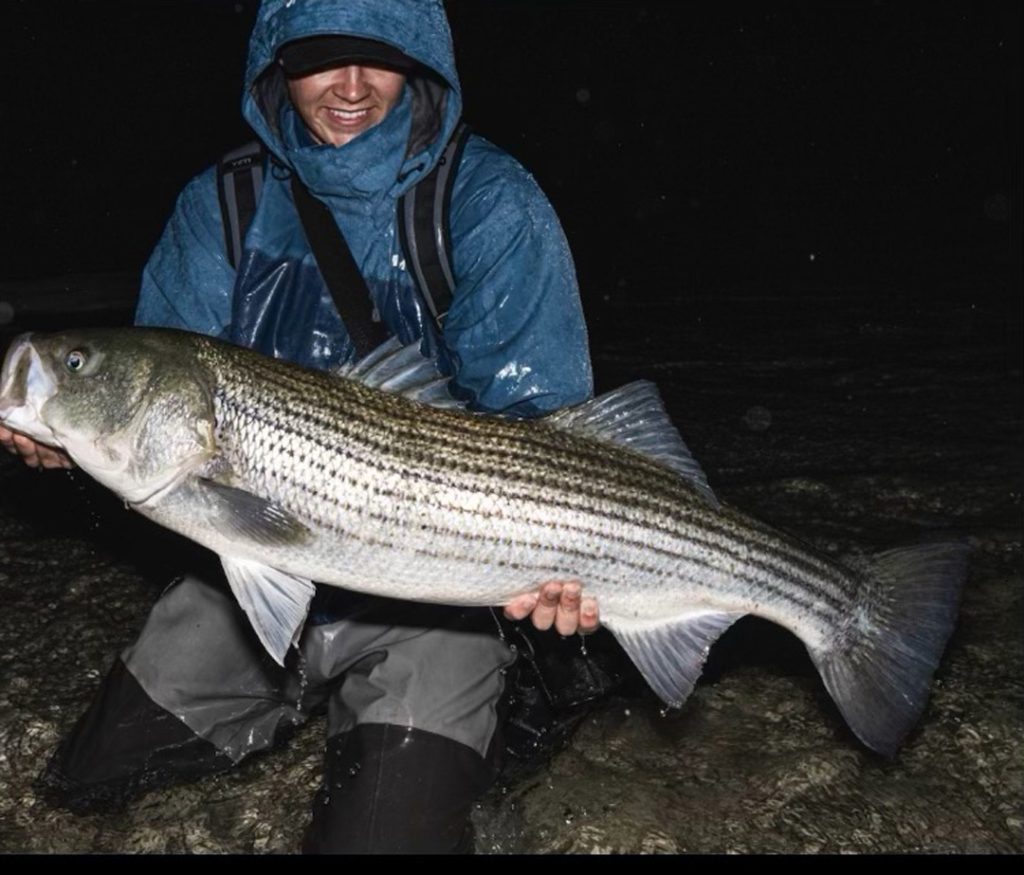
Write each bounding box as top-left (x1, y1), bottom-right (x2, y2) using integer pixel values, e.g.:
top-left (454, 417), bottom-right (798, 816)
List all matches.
top-left (503, 581), bottom-right (600, 636)
top-left (0, 426), bottom-right (73, 469)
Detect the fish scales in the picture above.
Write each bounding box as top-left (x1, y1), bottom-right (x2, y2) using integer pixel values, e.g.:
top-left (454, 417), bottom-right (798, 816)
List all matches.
top-left (284, 422), bottom-right (852, 611)
top-left (214, 344), bottom-right (852, 608)
top-left (0, 328), bottom-right (968, 756)
top-left (211, 391), bottom-right (851, 631)
top-left (203, 341), bottom-right (854, 638)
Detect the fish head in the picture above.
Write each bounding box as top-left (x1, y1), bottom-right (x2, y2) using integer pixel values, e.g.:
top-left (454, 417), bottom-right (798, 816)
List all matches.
top-left (0, 329), bottom-right (218, 504)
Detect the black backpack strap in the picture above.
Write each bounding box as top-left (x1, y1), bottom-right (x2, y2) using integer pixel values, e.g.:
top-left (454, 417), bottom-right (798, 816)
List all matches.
top-left (289, 175), bottom-right (389, 359)
top-left (398, 121), bottom-right (472, 331)
top-left (217, 141), bottom-right (266, 269)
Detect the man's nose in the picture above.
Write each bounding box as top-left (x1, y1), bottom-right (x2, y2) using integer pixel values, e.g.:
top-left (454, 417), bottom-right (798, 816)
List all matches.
top-left (329, 66), bottom-right (370, 101)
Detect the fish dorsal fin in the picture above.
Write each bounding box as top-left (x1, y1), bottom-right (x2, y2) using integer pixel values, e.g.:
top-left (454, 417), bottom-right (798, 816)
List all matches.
top-left (220, 556), bottom-right (316, 666)
top-left (609, 611), bottom-right (743, 707)
top-left (547, 381), bottom-right (719, 507)
top-left (335, 337), bottom-right (465, 410)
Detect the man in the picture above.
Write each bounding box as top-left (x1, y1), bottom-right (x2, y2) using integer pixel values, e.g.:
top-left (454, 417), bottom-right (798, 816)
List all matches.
top-left (4, 0), bottom-right (598, 853)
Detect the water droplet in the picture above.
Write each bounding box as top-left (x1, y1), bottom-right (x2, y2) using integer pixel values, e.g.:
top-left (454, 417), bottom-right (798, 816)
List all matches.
top-left (348, 763), bottom-right (362, 777)
top-left (488, 607), bottom-right (506, 640)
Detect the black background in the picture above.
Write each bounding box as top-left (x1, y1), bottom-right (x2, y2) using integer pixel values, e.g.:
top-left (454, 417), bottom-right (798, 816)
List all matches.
top-left (2, 1), bottom-right (1020, 331)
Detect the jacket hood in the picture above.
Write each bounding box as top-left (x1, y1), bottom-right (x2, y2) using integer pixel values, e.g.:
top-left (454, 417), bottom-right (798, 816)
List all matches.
top-left (242, 0), bottom-right (462, 196)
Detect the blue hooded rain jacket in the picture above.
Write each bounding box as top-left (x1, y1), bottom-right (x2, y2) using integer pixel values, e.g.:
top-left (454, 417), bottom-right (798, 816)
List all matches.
top-left (136, 0), bottom-right (592, 418)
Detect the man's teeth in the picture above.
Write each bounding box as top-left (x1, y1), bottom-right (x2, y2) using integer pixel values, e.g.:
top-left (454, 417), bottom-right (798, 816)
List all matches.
top-left (328, 108), bottom-right (370, 120)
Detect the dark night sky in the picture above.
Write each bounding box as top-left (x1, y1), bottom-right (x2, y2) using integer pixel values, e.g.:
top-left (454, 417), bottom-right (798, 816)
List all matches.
top-left (2, 1), bottom-right (1020, 312)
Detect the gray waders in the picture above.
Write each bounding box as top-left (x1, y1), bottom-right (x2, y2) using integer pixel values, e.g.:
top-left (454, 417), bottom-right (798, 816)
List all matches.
top-left (37, 575), bottom-right (515, 854)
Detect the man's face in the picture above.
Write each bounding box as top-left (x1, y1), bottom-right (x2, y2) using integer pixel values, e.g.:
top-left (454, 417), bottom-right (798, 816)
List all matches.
top-left (286, 64), bottom-right (406, 147)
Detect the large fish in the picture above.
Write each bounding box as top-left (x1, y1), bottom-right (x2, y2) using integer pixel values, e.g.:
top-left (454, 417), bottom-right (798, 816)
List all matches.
top-left (0, 328), bottom-right (967, 756)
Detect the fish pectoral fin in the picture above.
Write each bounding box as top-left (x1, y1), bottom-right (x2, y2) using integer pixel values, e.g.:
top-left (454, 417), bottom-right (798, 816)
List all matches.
top-left (608, 610), bottom-right (744, 708)
top-left (199, 479), bottom-right (311, 547)
top-left (221, 556), bottom-right (316, 666)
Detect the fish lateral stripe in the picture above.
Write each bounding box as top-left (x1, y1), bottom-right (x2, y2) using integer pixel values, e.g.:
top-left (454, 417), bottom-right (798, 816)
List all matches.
top-left (214, 385), bottom-right (855, 614)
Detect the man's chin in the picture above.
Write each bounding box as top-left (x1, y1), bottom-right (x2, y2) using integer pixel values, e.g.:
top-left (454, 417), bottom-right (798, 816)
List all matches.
top-left (315, 115), bottom-right (379, 147)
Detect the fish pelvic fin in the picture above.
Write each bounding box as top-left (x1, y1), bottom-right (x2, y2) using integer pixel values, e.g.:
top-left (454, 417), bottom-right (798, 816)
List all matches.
top-left (609, 610), bottom-right (744, 707)
top-left (220, 556), bottom-right (316, 665)
top-left (812, 542), bottom-right (969, 758)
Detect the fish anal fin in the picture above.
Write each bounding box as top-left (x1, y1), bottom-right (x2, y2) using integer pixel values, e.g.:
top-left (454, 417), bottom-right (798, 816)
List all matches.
top-left (221, 556), bottom-right (315, 665)
top-left (608, 610), bottom-right (743, 707)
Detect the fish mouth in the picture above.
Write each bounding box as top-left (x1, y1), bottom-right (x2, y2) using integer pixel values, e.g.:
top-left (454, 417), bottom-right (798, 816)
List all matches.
top-left (0, 333), bottom-right (61, 445)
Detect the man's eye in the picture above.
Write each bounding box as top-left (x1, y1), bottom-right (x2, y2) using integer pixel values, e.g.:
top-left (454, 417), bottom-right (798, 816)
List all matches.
top-left (65, 350), bottom-right (87, 372)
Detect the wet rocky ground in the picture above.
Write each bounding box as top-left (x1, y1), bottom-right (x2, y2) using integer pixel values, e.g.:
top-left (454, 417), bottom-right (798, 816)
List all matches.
top-left (0, 292), bottom-right (1020, 853)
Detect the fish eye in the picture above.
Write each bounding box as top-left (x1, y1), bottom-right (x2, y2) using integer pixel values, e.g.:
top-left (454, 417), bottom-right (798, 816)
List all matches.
top-left (65, 350), bottom-right (87, 372)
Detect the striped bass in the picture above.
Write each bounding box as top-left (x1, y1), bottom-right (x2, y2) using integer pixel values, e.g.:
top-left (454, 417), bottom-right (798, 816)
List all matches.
top-left (0, 328), bottom-right (967, 756)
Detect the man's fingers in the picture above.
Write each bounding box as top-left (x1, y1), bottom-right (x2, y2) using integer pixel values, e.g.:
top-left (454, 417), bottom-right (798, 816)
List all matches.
top-left (37, 444), bottom-right (72, 469)
top-left (529, 581), bottom-right (562, 632)
top-left (11, 433), bottom-right (41, 468)
top-left (0, 427), bottom-right (17, 455)
top-left (1, 429), bottom-right (72, 469)
top-left (502, 581), bottom-right (602, 635)
top-left (554, 582), bottom-right (582, 636)
top-left (502, 592), bottom-right (539, 622)
top-left (579, 597), bottom-right (600, 635)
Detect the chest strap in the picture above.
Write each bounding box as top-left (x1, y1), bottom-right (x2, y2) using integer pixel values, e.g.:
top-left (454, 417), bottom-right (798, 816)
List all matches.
top-left (397, 121), bottom-right (471, 329)
top-left (216, 121), bottom-right (471, 338)
top-left (216, 141), bottom-right (265, 271)
top-left (289, 174), bottom-right (388, 359)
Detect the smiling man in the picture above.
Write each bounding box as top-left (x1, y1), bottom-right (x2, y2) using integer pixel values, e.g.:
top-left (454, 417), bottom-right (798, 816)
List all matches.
top-left (281, 37), bottom-right (410, 146)
top-left (27, 0), bottom-right (599, 856)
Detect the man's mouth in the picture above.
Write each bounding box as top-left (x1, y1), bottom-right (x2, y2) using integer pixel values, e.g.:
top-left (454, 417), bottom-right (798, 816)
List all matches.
top-left (326, 107), bottom-right (372, 123)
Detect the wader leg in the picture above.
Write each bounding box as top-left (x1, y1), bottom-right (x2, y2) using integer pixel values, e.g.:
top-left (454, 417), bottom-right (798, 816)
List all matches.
top-left (37, 575), bottom-right (316, 813)
top-left (300, 601), bottom-right (515, 854)
top-left (35, 657), bottom-right (236, 814)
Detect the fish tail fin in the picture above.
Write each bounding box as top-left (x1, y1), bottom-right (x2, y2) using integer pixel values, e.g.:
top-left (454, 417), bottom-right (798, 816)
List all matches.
top-left (811, 542), bottom-right (969, 757)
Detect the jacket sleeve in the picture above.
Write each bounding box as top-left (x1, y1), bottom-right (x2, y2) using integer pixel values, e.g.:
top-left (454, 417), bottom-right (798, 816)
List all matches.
top-left (134, 166), bottom-right (236, 336)
top-left (442, 139), bottom-right (593, 418)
